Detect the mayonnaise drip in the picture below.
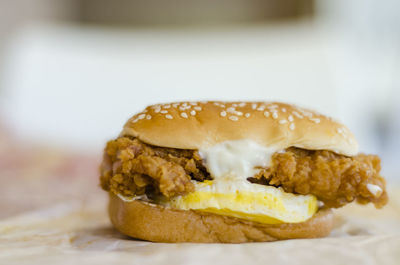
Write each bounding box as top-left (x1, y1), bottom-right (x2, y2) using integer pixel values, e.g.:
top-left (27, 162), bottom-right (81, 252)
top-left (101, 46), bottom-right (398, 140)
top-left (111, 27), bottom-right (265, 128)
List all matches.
top-left (199, 139), bottom-right (279, 180)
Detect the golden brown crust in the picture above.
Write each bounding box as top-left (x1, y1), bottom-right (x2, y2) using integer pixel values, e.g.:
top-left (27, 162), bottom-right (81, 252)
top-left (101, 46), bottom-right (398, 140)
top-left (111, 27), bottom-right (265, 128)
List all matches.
top-left (109, 193), bottom-right (334, 243)
top-left (122, 101), bottom-right (358, 156)
top-left (253, 148), bottom-right (388, 208)
top-left (101, 137), bottom-right (387, 209)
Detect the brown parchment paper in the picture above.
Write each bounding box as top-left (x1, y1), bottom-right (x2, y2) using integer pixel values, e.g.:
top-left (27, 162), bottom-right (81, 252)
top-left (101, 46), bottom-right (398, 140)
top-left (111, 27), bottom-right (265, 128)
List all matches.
top-left (0, 141), bottom-right (399, 265)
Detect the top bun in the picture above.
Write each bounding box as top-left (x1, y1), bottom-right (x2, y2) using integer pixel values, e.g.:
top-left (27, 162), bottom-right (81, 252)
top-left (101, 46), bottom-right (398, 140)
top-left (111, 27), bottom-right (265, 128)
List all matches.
top-left (121, 101), bottom-right (358, 156)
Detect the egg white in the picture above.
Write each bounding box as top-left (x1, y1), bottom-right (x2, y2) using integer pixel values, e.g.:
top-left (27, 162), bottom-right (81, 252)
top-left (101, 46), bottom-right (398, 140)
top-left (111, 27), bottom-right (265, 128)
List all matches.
top-left (159, 179), bottom-right (318, 224)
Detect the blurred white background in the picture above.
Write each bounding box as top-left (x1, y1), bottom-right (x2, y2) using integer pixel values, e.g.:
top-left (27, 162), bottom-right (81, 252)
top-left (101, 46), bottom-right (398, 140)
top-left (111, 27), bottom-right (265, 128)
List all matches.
top-left (0, 0), bottom-right (399, 181)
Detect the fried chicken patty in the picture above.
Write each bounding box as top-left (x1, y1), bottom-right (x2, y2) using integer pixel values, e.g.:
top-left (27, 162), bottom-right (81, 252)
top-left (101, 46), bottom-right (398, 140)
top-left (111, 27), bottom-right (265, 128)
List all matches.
top-left (100, 137), bottom-right (387, 208)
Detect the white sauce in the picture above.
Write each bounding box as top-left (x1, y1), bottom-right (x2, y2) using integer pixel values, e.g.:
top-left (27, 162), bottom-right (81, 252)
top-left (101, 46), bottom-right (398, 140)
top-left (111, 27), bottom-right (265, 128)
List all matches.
top-left (366, 184), bottom-right (383, 197)
top-left (199, 139), bottom-right (279, 180)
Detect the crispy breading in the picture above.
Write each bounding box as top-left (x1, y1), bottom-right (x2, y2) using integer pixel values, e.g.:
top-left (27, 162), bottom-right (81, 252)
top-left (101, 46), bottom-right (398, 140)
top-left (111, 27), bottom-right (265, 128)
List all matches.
top-left (100, 137), bottom-right (387, 208)
top-left (251, 148), bottom-right (387, 208)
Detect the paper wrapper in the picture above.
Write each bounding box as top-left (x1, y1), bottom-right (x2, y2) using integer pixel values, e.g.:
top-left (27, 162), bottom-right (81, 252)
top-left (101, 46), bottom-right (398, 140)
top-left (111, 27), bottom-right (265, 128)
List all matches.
top-left (0, 142), bottom-right (399, 264)
top-left (1, 190), bottom-right (399, 265)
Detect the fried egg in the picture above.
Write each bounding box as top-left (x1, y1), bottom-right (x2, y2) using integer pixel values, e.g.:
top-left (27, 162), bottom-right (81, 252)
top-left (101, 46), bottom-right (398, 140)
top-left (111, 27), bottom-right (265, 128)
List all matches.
top-left (161, 179), bottom-right (318, 224)
top-left (157, 140), bottom-right (318, 224)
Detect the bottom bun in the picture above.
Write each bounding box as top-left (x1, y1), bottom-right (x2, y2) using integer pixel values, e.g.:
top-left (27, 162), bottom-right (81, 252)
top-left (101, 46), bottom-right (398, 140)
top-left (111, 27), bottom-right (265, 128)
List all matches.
top-left (108, 193), bottom-right (334, 243)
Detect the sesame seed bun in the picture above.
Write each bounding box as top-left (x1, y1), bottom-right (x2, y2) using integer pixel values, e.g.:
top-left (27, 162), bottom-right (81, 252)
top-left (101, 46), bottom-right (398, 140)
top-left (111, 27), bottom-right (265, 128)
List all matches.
top-left (109, 193), bottom-right (334, 243)
top-left (121, 101), bottom-right (358, 156)
top-left (109, 101), bottom-right (354, 242)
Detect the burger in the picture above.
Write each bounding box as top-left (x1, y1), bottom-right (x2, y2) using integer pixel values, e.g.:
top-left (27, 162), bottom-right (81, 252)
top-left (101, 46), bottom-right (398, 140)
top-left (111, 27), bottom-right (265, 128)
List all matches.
top-left (100, 101), bottom-right (388, 243)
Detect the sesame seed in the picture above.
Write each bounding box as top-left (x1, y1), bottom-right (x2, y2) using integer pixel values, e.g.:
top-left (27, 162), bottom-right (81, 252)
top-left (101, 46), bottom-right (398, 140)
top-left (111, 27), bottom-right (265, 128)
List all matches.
top-left (282, 108), bottom-right (286, 113)
top-left (292, 111), bottom-right (303, 119)
top-left (279, 119), bottom-right (287, 124)
top-left (337, 127), bottom-right (348, 139)
top-left (272, 112), bottom-right (278, 119)
top-left (190, 102), bottom-right (198, 106)
top-left (180, 112), bottom-right (188, 118)
top-left (138, 114), bottom-right (146, 119)
top-left (236, 111), bottom-right (243, 116)
top-left (227, 107), bottom-right (235, 113)
top-left (190, 110), bottom-right (196, 116)
top-left (232, 103), bottom-right (238, 107)
top-left (154, 107), bottom-right (161, 113)
top-left (257, 106), bottom-right (265, 111)
top-left (182, 103), bottom-right (188, 107)
top-left (172, 103), bottom-right (179, 108)
top-left (267, 104), bottom-right (278, 109)
top-left (160, 110), bottom-right (168, 114)
top-left (229, 116), bottom-right (239, 121)
top-left (289, 123), bottom-right (295, 130)
top-left (220, 111), bottom-right (227, 117)
top-left (214, 102), bottom-right (220, 106)
top-left (165, 114), bottom-right (173, 119)
top-left (251, 103), bottom-right (257, 110)
top-left (146, 115), bottom-right (152, 120)
top-left (245, 113), bottom-right (251, 118)
top-left (299, 109), bottom-right (313, 117)
top-left (131, 119), bottom-right (139, 123)
top-left (288, 115), bottom-right (294, 122)
top-left (239, 102), bottom-right (246, 107)
top-left (163, 104), bottom-right (171, 109)
top-left (194, 106), bottom-right (202, 111)
top-left (264, 111), bottom-right (270, 117)
top-left (310, 118), bottom-right (320, 124)
top-left (143, 109), bottom-right (148, 113)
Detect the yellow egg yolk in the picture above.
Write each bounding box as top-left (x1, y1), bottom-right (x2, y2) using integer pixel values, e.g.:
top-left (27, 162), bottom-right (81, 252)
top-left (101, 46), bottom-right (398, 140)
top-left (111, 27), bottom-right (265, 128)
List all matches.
top-left (160, 180), bottom-right (318, 224)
